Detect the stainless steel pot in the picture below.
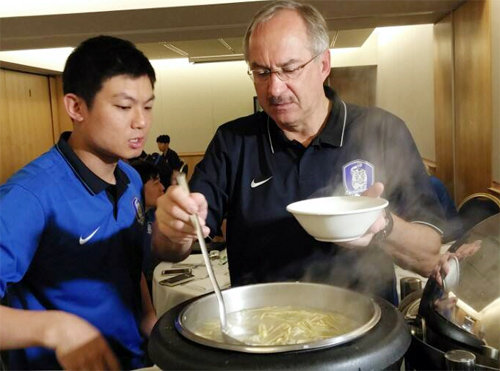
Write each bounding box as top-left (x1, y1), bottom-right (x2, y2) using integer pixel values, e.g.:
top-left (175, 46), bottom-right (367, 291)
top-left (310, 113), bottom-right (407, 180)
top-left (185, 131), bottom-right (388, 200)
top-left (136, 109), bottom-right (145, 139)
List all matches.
top-left (175, 282), bottom-right (381, 353)
top-left (149, 292), bottom-right (409, 370)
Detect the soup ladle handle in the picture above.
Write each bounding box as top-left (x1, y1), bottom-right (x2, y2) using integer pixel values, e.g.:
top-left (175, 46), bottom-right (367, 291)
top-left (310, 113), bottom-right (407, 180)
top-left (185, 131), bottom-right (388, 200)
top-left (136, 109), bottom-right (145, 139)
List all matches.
top-left (176, 174), bottom-right (228, 330)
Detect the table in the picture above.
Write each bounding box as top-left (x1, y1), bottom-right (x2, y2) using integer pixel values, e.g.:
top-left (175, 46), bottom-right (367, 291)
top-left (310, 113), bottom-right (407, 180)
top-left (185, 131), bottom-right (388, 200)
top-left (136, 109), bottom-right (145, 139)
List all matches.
top-left (152, 250), bottom-right (230, 316)
top-left (152, 243), bottom-right (454, 315)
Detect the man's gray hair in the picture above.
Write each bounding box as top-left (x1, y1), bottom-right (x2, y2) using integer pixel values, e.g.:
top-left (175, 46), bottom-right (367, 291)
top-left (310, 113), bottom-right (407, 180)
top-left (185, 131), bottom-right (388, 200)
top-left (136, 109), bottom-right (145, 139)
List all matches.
top-left (243, 0), bottom-right (330, 61)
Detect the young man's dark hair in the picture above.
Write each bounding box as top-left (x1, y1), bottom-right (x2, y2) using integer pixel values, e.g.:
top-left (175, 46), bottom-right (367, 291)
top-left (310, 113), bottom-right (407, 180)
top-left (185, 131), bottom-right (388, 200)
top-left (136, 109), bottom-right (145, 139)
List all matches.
top-left (156, 135), bottom-right (170, 144)
top-left (63, 35), bottom-right (156, 108)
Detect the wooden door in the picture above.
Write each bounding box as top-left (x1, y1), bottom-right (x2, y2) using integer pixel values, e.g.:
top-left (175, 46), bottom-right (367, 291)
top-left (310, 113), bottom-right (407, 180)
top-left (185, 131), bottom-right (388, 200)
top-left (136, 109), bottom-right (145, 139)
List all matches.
top-left (434, 0), bottom-right (493, 203)
top-left (0, 69), bottom-right (54, 184)
top-left (453, 0), bottom-right (492, 203)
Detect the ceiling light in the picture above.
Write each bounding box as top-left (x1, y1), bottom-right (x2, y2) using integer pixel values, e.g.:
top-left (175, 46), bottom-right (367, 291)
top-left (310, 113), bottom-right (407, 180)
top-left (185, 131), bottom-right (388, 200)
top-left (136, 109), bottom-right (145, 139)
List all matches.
top-left (217, 38), bottom-right (235, 52)
top-left (189, 54), bottom-right (244, 63)
top-left (161, 43), bottom-right (189, 57)
top-left (0, 47), bottom-right (74, 72)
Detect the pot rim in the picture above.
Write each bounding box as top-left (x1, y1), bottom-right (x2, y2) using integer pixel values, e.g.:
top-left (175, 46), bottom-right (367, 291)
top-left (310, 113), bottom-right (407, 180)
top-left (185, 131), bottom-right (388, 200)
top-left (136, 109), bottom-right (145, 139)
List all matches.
top-left (175, 282), bottom-right (382, 353)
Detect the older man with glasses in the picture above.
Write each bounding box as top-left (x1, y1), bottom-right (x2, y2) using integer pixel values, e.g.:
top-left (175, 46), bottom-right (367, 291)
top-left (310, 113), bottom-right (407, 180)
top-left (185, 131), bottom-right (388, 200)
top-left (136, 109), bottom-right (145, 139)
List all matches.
top-left (153, 0), bottom-right (444, 305)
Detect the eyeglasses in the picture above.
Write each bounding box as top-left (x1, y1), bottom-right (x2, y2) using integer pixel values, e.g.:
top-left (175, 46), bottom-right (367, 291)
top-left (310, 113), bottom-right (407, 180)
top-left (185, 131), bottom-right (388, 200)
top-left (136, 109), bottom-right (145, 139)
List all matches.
top-left (247, 52), bottom-right (323, 83)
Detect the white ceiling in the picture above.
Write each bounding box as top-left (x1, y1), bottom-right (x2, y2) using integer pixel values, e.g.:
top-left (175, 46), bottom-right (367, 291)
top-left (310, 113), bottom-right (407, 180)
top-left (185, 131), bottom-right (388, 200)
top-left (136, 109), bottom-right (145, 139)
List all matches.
top-left (0, 0), bottom-right (264, 18)
top-left (0, 0), bottom-right (465, 70)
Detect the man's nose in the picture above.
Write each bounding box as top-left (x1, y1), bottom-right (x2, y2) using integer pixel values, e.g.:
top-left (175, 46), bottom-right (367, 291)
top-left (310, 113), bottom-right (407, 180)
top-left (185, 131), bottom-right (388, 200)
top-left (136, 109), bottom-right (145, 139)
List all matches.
top-left (267, 72), bottom-right (287, 97)
top-left (132, 108), bottom-right (147, 128)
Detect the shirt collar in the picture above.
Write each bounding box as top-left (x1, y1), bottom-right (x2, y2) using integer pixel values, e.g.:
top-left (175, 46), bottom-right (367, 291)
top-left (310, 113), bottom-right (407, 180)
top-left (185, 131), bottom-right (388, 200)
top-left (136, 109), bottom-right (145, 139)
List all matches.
top-left (310, 86), bottom-right (347, 148)
top-left (55, 131), bottom-right (130, 196)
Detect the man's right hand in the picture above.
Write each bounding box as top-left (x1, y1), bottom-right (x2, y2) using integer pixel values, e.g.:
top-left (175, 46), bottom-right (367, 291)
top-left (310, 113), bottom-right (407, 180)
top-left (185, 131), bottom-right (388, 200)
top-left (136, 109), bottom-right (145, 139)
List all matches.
top-left (155, 184), bottom-right (210, 245)
top-left (47, 311), bottom-right (120, 370)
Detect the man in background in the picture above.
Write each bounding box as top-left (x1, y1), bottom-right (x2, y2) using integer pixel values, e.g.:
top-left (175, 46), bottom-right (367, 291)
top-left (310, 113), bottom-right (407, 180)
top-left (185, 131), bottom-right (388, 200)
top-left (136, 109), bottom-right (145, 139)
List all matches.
top-left (156, 134), bottom-right (183, 189)
top-left (0, 35), bottom-right (157, 370)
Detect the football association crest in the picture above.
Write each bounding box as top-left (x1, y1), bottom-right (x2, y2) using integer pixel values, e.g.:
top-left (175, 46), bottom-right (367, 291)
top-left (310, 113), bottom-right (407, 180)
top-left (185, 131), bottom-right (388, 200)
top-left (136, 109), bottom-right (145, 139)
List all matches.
top-left (133, 197), bottom-right (145, 225)
top-left (342, 160), bottom-right (374, 195)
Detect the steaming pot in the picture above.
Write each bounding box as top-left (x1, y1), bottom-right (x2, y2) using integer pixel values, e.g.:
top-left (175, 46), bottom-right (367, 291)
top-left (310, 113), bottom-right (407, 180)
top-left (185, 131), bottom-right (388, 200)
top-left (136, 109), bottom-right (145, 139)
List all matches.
top-left (401, 213), bottom-right (500, 370)
top-left (148, 282), bottom-right (410, 370)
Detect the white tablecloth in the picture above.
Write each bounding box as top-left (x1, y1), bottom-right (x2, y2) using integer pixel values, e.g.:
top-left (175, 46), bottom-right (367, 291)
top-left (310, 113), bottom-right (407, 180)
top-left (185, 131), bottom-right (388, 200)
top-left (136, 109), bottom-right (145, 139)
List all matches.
top-left (153, 243), bottom-right (451, 315)
top-left (152, 250), bottom-right (230, 316)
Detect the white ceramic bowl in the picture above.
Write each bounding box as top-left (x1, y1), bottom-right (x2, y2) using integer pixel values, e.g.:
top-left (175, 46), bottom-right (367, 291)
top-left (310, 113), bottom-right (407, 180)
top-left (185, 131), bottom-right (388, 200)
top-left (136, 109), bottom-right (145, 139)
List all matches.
top-left (286, 196), bottom-right (389, 242)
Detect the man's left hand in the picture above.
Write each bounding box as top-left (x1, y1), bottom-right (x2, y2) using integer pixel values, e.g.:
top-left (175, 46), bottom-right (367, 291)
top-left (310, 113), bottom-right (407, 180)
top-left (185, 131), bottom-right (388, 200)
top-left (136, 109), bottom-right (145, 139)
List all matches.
top-left (336, 182), bottom-right (387, 249)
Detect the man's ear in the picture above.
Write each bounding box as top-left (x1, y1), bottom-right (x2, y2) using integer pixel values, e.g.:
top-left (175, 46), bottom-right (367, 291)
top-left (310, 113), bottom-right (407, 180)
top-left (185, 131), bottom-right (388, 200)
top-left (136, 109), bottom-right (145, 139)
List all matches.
top-left (63, 93), bottom-right (86, 122)
top-left (320, 49), bottom-right (331, 81)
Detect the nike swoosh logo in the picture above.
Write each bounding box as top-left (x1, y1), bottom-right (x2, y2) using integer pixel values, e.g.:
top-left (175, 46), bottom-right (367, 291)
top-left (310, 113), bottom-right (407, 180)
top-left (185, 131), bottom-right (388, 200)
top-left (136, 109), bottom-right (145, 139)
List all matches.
top-left (251, 176), bottom-right (273, 188)
top-left (79, 227), bottom-right (100, 245)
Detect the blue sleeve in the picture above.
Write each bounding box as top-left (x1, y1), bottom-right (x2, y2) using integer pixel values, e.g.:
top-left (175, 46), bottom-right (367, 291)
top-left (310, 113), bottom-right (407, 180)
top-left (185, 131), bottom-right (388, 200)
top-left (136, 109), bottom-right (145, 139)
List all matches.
top-left (429, 176), bottom-right (459, 219)
top-left (0, 185), bottom-right (46, 297)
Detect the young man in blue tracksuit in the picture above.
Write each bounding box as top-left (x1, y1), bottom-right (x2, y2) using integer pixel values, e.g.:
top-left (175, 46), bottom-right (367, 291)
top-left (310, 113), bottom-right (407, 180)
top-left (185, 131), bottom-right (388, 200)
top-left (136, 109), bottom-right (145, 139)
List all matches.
top-left (0, 36), bottom-right (159, 370)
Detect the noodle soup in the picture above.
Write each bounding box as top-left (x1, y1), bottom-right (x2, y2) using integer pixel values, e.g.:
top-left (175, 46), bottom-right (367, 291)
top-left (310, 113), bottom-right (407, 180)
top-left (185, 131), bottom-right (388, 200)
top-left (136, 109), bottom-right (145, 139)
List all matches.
top-left (194, 306), bottom-right (359, 345)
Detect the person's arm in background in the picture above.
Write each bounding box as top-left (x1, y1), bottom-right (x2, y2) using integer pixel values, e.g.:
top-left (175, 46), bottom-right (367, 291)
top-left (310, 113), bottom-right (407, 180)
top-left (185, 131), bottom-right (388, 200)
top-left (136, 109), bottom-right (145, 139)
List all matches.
top-left (139, 273), bottom-right (157, 337)
top-left (168, 150), bottom-right (184, 186)
top-left (171, 150), bottom-right (183, 171)
top-left (0, 306), bottom-right (120, 370)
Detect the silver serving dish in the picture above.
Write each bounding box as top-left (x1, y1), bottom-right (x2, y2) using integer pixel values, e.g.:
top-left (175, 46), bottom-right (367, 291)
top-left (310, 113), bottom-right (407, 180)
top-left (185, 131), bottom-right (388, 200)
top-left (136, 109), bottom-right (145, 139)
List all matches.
top-left (403, 213), bottom-right (500, 370)
top-left (175, 282), bottom-right (381, 353)
top-left (430, 213), bottom-right (500, 352)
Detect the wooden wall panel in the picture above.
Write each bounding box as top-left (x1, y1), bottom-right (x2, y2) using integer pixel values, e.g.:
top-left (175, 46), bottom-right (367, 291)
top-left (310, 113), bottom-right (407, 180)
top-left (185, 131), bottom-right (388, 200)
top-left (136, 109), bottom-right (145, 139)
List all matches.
top-left (49, 76), bottom-right (61, 141)
top-left (453, 0), bottom-right (492, 203)
top-left (0, 69), bottom-right (54, 184)
top-left (328, 65), bottom-right (377, 107)
top-left (179, 152), bottom-right (204, 181)
top-left (50, 75), bottom-right (73, 139)
top-left (434, 14), bottom-right (456, 200)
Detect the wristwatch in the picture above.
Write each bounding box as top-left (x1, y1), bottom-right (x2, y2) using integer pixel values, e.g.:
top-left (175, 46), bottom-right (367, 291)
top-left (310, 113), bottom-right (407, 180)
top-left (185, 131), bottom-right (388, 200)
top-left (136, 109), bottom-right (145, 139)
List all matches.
top-left (373, 210), bottom-right (394, 244)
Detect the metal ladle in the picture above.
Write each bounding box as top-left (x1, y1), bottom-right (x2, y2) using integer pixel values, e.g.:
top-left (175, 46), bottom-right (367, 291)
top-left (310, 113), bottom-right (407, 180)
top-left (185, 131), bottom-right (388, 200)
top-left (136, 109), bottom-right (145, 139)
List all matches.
top-left (176, 174), bottom-right (244, 344)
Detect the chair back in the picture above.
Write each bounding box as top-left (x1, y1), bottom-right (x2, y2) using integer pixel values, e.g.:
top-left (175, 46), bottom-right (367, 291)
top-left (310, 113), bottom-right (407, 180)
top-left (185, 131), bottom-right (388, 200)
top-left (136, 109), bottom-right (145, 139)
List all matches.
top-left (457, 193), bottom-right (500, 235)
